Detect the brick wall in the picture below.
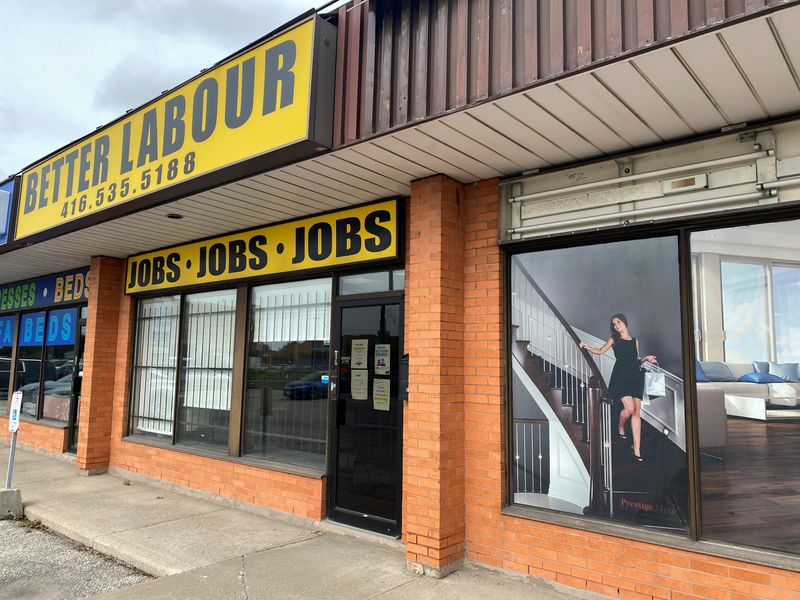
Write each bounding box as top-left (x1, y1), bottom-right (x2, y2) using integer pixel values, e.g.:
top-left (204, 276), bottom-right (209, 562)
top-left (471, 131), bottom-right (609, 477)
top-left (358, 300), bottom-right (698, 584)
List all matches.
top-left (404, 175), bottom-right (466, 574)
top-left (459, 179), bottom-right (800, 599)
top-left (0, 419), bottom-right (66, 453)
top-left (77, 256), bottom-right (125, 472)
top-left (109, 441), bottom-right (326, 520)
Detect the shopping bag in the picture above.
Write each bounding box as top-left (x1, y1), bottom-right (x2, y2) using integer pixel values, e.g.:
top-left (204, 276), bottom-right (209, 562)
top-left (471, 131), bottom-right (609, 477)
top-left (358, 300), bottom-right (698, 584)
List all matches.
top-left (643, 368), bottom-right (666, 399)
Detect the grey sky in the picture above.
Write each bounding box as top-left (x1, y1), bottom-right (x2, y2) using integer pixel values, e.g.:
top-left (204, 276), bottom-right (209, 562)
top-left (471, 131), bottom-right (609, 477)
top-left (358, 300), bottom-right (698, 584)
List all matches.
top-left (0, 0), bottom-right (316, 179)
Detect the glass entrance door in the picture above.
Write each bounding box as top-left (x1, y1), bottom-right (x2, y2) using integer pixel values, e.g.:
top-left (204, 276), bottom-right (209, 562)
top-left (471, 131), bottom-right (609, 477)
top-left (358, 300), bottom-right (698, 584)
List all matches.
top-left (328, 300), bottom-right (402, 535)
top-left (67, 311), bottom-right (87, 452)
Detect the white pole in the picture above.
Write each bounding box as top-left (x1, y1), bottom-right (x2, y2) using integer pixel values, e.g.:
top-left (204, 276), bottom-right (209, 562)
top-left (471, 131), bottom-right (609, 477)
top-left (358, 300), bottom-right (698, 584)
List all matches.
top-left (5, 431), bottom-right (16, 489)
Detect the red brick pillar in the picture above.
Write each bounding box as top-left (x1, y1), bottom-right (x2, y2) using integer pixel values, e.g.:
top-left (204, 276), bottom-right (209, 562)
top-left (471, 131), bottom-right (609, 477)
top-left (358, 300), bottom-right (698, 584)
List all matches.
top-left (405, 175), bottom-right (466, 576)
top-left (462, 180), bottom-right (506, 567)
top-left (76, 256), bottom-right (126, 473)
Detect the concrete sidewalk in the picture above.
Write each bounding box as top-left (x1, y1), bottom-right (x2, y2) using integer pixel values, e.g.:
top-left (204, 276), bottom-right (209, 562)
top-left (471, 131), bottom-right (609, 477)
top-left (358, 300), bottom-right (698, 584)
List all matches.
top-left (1, 445), bottom-right (598, 600)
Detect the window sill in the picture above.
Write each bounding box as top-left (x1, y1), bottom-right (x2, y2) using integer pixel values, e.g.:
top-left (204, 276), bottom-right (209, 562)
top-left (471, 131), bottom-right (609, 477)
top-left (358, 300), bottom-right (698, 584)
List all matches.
top-left (121, 435), bottom-right (326, 480)
top-left (501, 504), bottom-right (800, 574)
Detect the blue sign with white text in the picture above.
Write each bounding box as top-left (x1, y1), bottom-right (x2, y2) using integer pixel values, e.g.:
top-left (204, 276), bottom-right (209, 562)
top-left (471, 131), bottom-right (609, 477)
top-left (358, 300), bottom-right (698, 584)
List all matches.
top-left (19, 308), bottom-right (77, 347)
top-left (0, 315), bottom-right (16, 346)
top-left (19, 312), bottom-right (45, 346)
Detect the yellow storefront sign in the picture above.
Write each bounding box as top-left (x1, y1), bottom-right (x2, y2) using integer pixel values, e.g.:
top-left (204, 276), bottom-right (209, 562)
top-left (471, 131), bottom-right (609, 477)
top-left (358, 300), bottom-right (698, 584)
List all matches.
top-left (17, 17), bottom-right (331, 240)
top-left (125, 200), bottom-right (399, 293)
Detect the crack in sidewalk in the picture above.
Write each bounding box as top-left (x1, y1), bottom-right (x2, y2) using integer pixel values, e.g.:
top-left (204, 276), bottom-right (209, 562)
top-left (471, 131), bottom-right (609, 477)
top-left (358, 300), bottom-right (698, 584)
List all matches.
top-left (365, 578), bottom-right (418, 599)
top-left (239, 555), bottom-right (249, 600)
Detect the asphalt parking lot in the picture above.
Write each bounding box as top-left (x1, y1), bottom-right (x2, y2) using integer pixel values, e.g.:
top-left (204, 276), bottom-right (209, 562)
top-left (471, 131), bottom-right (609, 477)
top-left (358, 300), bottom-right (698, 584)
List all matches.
top-left (0, 519), bottom-right (151, 600)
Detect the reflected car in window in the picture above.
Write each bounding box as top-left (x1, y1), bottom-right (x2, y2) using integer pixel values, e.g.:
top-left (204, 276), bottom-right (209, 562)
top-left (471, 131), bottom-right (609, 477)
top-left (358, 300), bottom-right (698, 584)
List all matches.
top-left (21, 373), bottom-right (73, 418)
top-left (283, 371), bottom-right (329, 399)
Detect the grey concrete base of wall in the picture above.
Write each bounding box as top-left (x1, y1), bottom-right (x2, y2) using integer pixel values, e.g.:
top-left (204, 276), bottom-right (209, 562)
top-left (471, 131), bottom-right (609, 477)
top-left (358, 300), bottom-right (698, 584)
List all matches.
top-left (407, 559), bottom-right (464, 579)
top-left (0, 488), bottom-right (23, 517)
top-left (77, 466), bottom-right (108, 476)
top-left (0, 439), bottom-right (76, 465)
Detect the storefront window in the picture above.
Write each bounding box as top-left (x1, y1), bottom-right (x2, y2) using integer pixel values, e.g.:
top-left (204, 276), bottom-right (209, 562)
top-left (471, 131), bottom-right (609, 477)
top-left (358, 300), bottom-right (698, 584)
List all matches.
top-left (176, 290), bottom-right (236, 451)
top-left (721, 261), bottom-right (770, 363)
top-left (129, 296), bottom-right (180, 439)
top-left (692, 220), bottom-right (800, 554)
top-left (509, 237), bottom-right (688, 531)
top-left (244, 278), bottom-right (331, 469)
top-left (41, 308), bottom-right (78, 422)
top-left (17, 312), bottom-right (48, 419)
top-left (0, 315), bottom-right (16, 414)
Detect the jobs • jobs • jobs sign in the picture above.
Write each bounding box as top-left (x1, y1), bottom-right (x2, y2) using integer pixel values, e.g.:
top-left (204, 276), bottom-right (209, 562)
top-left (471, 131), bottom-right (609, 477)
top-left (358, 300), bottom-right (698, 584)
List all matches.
top-left (16, 16), bottom-right (335, 240)
top-left (126, 200), bottom-right (399, 293)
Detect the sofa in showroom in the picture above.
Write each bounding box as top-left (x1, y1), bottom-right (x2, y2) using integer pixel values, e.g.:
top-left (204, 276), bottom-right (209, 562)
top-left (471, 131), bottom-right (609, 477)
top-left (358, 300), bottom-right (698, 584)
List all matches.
top-left (696, 361), bottom-right (800, 420)
top-left (696, 385), bottom-right (727, 459)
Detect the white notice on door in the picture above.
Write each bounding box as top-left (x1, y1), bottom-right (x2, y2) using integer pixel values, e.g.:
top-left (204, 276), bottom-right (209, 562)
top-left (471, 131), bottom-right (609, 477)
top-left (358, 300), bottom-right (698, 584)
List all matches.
top-left (351, 339), bottom-right (369, 369)
top-left (351, 369), bottom-right (369, 400)
top-left (373, 378), bottom-right (390, 411)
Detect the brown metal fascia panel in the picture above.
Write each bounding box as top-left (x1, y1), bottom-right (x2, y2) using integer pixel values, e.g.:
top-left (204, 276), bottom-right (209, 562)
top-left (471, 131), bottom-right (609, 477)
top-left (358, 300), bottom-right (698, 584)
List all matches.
top-left (343, 2), bottom-right (362, 144)
top-left (452, 0), bottom-right (469, 107)
top-left (670, 0), bottom-right (690, 36)
top-left (637, 0), bottom-right (655, 47)
top-left (492, 0), bottom-right (515, 94)
top-left (576, 0), bottom-right (592, 67)
top-left (429, 0), bottom-right (449, 115)
top-left (333, 5), bottom-right (348, 148)
top-left (330, 0), bottom-right (800, 147)
top-left (707, 0), bottom-right (728, 24)
top-left (469, 0), bottom-right (490, 102)
top-left (411, 0), bottom-right (430, 120)
top-left (689, 0), bottom-right (706, 29)
top-left (565, 0), bottom-right (578, 71)
top-left (377, 2), bottom-right (394, 132)
top-left (548, 0), bottom-right (565, 77)
top-left (513, 0), bottom-right (538, 87)
top-left (360, 2), bottom-right (377, 138)
top-left (395, 0), bottom-right (412, 126)
top-left (607, 0), bottom-right (623, 55)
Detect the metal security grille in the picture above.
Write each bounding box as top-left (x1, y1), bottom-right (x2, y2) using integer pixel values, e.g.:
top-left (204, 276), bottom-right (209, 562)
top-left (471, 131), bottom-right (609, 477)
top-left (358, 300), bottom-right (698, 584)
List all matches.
top-left (177, 290), bottom-right (236, 450)
top-left (244, 278), bottom-right (331, 470)
top-left (129, 296), bottom-right (180, 438)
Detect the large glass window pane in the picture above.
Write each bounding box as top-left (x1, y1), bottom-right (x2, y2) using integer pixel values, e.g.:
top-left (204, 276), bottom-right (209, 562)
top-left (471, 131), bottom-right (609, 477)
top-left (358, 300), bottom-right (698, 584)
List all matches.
top-left (773, 265), bottom-right (800, 362)
top-left (0, 315), bottom-right (16, 414)
top-left (17, 312), bottom-right (47, 419)
top-left (176, 289), bottom-right (236, 451)
top-left (41, 308), bottom-right (78, 422)
top-left (692, 221), bottom-right (800, 555)
top-left (244, 278), bottom-right (331, 469)
top-left (129, 296), bottom-right (179, 439)
top-left (721, 261), bottom-right (770, 363)
top-left (509, 237), bottom-right (688, 532)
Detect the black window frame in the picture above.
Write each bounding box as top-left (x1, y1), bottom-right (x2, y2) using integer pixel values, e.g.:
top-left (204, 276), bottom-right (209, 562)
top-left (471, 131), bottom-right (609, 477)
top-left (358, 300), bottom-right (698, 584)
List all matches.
top-left (125, 267), bottom-right (405, 476)
top-left (501, 201), bottom-right (800, 570)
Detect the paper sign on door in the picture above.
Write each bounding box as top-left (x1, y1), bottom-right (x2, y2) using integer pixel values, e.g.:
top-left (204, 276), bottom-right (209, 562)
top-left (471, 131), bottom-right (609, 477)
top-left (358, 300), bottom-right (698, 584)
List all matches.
top-left (351, 339), bottom-right (369, 369)
top-left (373, 378), bottom-right (390, 411)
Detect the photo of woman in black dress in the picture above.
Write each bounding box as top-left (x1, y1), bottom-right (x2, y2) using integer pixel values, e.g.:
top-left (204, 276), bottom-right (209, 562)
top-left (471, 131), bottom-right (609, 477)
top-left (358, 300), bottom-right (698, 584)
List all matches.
top-left (579, 313), bottom-right (656, 462)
